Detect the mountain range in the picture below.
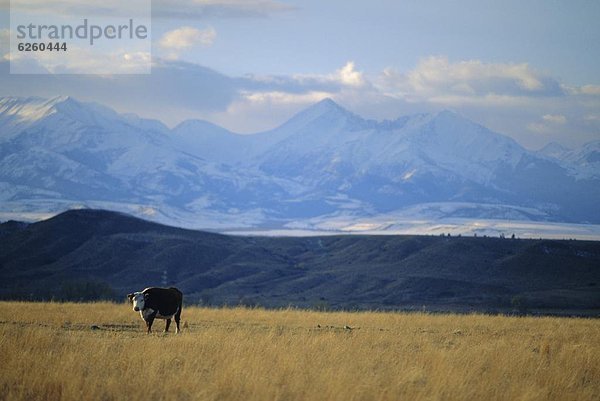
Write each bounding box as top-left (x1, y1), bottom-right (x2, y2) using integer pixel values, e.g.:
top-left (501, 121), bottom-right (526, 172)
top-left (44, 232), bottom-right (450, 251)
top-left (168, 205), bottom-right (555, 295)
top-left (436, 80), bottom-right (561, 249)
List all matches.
top-left (1, 95), bottom-right (599, 232)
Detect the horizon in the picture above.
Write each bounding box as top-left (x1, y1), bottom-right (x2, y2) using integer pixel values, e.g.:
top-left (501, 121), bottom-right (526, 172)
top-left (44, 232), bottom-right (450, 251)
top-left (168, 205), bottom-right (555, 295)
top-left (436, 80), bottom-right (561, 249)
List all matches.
top-left (3, 207), bottom-right (600, 242)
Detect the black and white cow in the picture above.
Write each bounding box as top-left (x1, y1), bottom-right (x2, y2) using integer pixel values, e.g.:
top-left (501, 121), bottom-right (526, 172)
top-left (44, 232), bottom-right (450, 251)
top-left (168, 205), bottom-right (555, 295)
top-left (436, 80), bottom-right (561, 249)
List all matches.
top-left (127, 287), bottom-right (183, 333)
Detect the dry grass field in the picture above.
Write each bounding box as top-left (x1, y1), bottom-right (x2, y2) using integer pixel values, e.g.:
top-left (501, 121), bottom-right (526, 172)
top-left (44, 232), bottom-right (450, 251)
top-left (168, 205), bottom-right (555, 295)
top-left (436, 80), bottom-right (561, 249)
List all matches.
top-left (0, 302), bottom-right (598, 401)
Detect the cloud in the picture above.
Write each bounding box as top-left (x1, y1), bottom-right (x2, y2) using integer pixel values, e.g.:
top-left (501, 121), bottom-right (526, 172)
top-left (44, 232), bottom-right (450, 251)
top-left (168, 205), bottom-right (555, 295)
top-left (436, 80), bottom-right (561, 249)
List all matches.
top-left (0, 58), bottom-right (238, 123)
top-left (528, 114), bottom-right (568, 134)
top-left (159, 26), bottom-right (216, 55)
top-left (1, 54), bottom-right (598, 147)
top-left (213, 61), bottom-right (372, 131)
top-left (378, 56), bottom-right (565, 106)
top-left (200, 90), bottom-right (339, 133)
top-left (6, 39), bottom-right (151, 74)
top-left (279, 61), bottom-right (367, 90)
top-left (370, 56), bottom-right (600, 147)
top-left (241, 90), bottom-right (333, 105)
top-left (542, 114), bottom-right (567, 124)
top-left (579, 85), bottom-right (600, 96)
top-left (335, 61), bottom-right (365, 87)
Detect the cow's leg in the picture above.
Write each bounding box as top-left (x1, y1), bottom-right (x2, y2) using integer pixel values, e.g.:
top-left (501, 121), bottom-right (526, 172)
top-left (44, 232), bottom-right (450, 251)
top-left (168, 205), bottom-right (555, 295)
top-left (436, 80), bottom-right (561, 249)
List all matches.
top-left (174, 313), bottom-right (181, 334)
top-left (145, 318), bottom-right (154, 334)
top-left (165, 318), bottom-right (171, 332)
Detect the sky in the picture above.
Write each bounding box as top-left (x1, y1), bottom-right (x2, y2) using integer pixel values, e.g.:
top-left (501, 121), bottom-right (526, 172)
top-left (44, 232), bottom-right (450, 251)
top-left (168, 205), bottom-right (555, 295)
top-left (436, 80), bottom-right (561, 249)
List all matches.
top-left (0, 0), bottom-right (599, 149)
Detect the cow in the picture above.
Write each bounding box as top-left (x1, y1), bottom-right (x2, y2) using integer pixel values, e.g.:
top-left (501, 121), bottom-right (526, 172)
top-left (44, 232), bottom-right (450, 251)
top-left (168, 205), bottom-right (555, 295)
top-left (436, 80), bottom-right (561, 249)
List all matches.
top-left (127, 287), bottom-right (183, 334)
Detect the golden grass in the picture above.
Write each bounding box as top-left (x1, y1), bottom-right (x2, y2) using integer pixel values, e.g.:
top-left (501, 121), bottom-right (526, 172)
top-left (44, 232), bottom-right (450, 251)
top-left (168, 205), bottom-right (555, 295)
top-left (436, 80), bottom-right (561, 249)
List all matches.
top-left (0, 301), bottom-right (598, 401)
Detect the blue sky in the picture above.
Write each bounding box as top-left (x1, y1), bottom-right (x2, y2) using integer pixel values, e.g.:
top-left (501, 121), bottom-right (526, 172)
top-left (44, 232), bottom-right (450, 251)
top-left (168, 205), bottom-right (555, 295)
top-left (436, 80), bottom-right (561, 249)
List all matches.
top-left (177, 0), bottom-right (599, 85)
top-left (1, 0), bottom-right (599, 149)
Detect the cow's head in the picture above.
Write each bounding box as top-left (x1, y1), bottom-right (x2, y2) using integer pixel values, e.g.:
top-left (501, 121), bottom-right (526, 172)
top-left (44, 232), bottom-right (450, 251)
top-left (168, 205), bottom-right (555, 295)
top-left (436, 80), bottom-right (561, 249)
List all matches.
top-left (127, 292), bottom-right (146, 312)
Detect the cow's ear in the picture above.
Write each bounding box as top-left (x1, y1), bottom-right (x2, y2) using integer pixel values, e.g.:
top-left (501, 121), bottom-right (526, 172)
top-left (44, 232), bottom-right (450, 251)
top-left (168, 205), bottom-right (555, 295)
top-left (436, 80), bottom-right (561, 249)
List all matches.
top-left (144, 292), bottom-right (149, 299)
top-left (127, 293), bottom-right (134, 303)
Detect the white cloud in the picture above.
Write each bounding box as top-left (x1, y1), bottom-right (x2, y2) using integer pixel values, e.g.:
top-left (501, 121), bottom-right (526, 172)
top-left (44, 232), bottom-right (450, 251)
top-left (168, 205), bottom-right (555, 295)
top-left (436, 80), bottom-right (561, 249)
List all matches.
top-left (280, 61), bottom-right (367, 90)
top-left (4, 45), bottom-right (152, 75)
top-left (579, 85), bottom-right (600, 96)
top-left (242, 90), bottom-right (333, 105)
top-left (335, 61), bottom-right (365, 87)
top-left (159, 26), bottom-right (216, 50)
top-left (413, 56), bottom-right (544, 91)
top-left (371, 56), bottom-right (600, 147)
top-left (204, 61), bottom-right (370, 131)
top-left (542, 114), bottom-right (567, 124)
top-left (7, 44), bottom-right (151, 74)
top-left (528, 114), bottom-right (568, 134)
top-left (378, 56), bottom-right (562, 106)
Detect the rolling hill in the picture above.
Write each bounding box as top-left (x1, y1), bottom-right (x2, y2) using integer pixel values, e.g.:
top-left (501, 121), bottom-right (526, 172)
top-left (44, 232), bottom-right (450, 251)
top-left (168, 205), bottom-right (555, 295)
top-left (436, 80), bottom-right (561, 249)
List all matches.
top-left (1, 209), bottom-right (598, 315)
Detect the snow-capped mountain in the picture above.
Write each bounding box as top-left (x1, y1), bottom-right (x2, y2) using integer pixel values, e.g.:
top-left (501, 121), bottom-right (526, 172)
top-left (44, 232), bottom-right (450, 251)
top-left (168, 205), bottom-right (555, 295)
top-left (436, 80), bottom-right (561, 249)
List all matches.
top-left (537, 142), bottom-right (572, 160)
top-left (0, 96), bottom-right (288, 226)
top-left (562, 140), bottom-right (600, 179)
top-left (1, 96), bottom-right (599, 230)
top-left (536, 140), bottom-right (600, 180)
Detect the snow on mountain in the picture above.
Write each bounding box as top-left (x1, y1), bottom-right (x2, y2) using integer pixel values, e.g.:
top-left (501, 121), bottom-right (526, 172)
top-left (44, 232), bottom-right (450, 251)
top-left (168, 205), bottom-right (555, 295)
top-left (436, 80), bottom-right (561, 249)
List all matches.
top-left (415, 110), bottom-right (525, 179)
top-left (537, 142), bottom-right (572, 160)
top-left (256, 102), bottom-right (526, 184)
top-left (535, 141), bottom-right (600, 180)
top-left (249, 101), bottom-right (538, 214)
top-left (0, 96), bottom-right (288, 221)
top-left (172, 119), bottom-right (254, 165)
top-left (1, 95), bottom-right (599, 230)
top-left (563, 140), bottom-right (600, 179)
top-left (0, 96), bottom-right (62, 139)
top-left (170, 99), bottom-right (358, 165)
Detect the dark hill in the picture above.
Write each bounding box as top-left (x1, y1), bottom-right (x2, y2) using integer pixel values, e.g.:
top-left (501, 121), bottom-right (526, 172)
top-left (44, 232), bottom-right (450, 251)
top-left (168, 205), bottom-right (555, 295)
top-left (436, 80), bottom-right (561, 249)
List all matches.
top-left (1, 209), bottom-right (599, 315)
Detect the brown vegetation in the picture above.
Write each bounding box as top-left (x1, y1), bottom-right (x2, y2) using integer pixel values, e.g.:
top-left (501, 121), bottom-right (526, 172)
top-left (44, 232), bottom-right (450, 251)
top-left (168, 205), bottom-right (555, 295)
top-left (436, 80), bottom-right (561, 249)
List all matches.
top-left (0, 302), bottom-right (598, 401)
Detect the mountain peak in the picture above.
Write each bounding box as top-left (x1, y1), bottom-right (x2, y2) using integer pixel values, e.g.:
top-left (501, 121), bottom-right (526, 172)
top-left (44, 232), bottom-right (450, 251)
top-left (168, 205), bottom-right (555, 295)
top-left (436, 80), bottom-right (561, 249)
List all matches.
top-left (314, 97), bottom-right (340, 108)
top-left (48, 95), bottom-right (88, 113)
top-left (538, 142), bottom-right (571, 159)
top-left (308, 97), bottom-right (349, 114)
top-left (277, 98), bottom-right (364, 132)
top-left (0, 95), bottom-right (162, 144)
top-left (47, 95), bottom-right (72, 105)
top-left (174, 118), bottom-right (232, 133)
top-left (0, 95), bottom-right (95, 125)
top-left (431, 109), bottom-right (465, 123)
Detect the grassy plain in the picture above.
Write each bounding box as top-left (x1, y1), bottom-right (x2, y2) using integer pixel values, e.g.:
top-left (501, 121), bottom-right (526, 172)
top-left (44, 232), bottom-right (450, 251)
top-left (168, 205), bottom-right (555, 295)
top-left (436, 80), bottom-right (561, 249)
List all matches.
top-left (0, 301), bottom-right (598, 401)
